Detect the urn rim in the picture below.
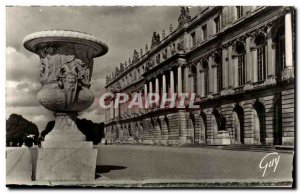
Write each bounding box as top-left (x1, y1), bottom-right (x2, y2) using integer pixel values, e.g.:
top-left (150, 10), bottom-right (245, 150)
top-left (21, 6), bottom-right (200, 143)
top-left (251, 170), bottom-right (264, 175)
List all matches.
top-left (23, 30), bottom-right (108, 57)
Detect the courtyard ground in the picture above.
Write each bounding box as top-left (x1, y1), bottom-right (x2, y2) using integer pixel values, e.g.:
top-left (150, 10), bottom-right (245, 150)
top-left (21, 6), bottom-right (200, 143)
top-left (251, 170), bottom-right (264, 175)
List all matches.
top-left (93, 144), bottom-right (294, 187)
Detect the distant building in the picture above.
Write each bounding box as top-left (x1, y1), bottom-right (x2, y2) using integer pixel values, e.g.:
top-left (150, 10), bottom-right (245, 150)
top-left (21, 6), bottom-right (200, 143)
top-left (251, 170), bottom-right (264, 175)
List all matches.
top-left (104, 6), bottom-right (295, 146)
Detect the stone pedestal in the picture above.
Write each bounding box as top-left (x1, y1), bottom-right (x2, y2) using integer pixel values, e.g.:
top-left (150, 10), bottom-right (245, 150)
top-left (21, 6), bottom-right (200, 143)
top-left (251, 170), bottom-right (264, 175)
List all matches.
top-left (36, 113), bottom-right (98, 181)
top-left (35, 148), bottom-right (97, 181)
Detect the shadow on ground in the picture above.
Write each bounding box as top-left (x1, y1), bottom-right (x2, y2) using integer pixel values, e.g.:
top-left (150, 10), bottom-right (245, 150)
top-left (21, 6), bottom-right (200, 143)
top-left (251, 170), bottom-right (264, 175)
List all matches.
top-left (95, 165), bottom-right (127, 179)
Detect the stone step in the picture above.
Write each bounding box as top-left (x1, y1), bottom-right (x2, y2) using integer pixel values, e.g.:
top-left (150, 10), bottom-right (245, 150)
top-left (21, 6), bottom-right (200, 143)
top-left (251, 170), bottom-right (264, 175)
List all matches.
top-left (222, 145), bottom-right (294, 153)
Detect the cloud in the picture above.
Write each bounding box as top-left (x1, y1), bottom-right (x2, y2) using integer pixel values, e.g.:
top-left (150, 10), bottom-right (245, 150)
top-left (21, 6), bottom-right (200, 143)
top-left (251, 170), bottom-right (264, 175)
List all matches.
top-left (6, 47), bottom-right (40, 82)
top-left (6, 80), bottom-right (41, 107)
top-left (78, 109), bottom-right (105, 123)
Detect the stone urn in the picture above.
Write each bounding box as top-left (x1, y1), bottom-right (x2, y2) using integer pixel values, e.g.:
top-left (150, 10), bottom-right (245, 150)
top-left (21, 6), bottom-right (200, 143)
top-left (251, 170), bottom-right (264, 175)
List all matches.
top-left (23, 30), bottom-right (108, 181)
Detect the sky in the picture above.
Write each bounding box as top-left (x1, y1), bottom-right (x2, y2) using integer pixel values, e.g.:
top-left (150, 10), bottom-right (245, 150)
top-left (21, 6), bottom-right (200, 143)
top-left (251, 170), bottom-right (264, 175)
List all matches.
top-left (6, 6), bottom-right (199, 131)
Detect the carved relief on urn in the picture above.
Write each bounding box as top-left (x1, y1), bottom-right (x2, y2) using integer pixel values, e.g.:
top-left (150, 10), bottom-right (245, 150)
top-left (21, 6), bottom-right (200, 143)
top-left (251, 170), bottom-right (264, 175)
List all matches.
top-left (23, 30), bottom-right (108, 113)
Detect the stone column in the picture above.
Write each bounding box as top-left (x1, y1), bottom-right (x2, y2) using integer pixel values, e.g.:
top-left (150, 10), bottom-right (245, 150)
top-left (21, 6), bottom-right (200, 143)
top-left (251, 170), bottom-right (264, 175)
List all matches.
top-left (170, 70), bottom-right (175, 95)
top-left (162, 74), bottom-right (167, 93)
top-left (144, 83), bottom-right (148, 97)
top-left (222, 48), bottom-right (228, 89)
top-left (155, 77), bottom-right (159, 106)
top-left (149, 81), bottom-right (153, 94)
top-left (285, 11), bottom-right (293, 68)
top-left (155, 77), bottom-right (159, 94)
top-left (197, 62), bottom-right (201, 95)
top-left (208, 56), bottom-right (214, 94)
top-left (115, 98), bottom-right (119, 118)
top-left (228, 45), bottom-right (234, 88)
top-left (177, 66), bottom-right (183, 94)
top-left (246, 36), bottom-right (252, 83)
top-left (184, 67), bottom-right (190, 93)
top-left (267, 26), bottom-right (275, 82)
top-left (149, 81), bottom-right (154, 109)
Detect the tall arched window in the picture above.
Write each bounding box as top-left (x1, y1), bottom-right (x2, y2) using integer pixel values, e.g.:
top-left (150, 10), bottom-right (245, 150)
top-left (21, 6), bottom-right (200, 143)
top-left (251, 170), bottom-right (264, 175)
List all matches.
top-left (191, 65), bottom-right (197, 93)
top-left (202, 60), bottom-right (209, 96)
top-left (255, 34), bottom-right (267, 81)
top-left (214, 52), bottom-right (222, 92)
top-left (235, 41), bottom-right (246, 86)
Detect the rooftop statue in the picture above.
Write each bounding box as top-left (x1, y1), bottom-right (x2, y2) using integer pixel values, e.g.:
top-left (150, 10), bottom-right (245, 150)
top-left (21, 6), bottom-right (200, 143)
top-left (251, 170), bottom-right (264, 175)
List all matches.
top-left (115, 66), bottom-right (120, 76)
top-left (151, 32), bottom-right (160, 48)
top-left (132, 49), bottom-right (139, 62)
top-left (178, 7), bottom-right (191, 26)
top-left (120, 63), bottom-right (124, 71)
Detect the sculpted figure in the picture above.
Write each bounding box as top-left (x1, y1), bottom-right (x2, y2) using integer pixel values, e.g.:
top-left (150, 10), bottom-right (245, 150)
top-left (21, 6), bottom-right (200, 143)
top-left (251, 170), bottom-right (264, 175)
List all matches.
top-left (133, 49), bottom-right (139, 62)
top-left (178, 7), bottom-right (191, 26)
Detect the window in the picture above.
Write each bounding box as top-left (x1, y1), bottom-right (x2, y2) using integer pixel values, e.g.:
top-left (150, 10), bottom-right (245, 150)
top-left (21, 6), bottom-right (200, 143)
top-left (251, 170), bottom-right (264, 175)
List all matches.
top-left (236, 6), bottom-right (243, 19)
top-left (278, 36), bottom-right (286, 70)
top-left (257, 46), bottom-right (266, 81)
top-left (214, 16), bottom-right (220, 33)
top-left (191, 32), bottom-right (196, 47)
top-left (202, 25), bottom-right (207, 40)
top-left (203, 61), bottom-right (209, 95)
top-left (191, 65), bottom-right (197, 93)
top-left (215, 54), bottom-right (222, 92)
top-left (238, 55), bottom-right (246, 86)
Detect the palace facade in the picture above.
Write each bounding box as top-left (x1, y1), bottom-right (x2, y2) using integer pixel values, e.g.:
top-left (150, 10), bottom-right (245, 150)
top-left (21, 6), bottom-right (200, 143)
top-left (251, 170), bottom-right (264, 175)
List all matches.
top-left (104, 6), bottom-right (295, 146)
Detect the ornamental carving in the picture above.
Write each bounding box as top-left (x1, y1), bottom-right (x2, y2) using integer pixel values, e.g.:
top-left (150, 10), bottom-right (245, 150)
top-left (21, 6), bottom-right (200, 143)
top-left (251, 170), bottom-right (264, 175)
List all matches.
top-left (177, 38), bottom-right (185, 52)
top-left (145, 57), bottom-right (155, 72)
top-left (170, 44), bottom-right (176, 55)
top-left (37, 44), bottom-right (92, 90)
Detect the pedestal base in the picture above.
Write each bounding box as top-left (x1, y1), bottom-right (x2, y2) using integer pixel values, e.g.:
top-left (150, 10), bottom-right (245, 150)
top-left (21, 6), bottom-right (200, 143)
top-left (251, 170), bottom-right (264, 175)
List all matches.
top-left (35, 148), bottom-right (97, 181)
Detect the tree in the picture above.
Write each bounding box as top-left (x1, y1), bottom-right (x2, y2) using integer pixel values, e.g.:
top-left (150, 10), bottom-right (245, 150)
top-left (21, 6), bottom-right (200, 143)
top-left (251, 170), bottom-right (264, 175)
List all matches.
top-left (6, 114), bottom-right (39, 147)
top-left (40, 121), bottom-right (55, 140)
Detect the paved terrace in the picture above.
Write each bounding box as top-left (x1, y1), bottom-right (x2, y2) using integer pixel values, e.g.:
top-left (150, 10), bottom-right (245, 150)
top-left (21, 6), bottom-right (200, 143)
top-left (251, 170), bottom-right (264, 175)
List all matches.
top-left (8, 145), bottom-right (294, 187)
